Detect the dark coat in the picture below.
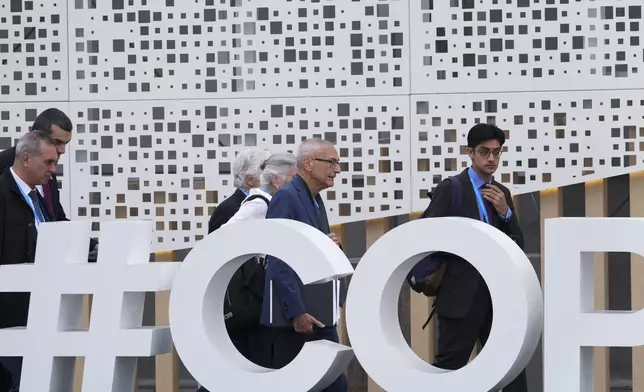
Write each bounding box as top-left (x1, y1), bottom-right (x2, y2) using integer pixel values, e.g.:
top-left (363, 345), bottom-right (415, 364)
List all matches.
top-left (260, 175), bottom-right (347, 325)
top-left (0, 146), bottom-right (66, 221)
top-left (208, 188), bottom-right (247, 233)
top-left (424, 168), bottom-right (524, 319)
top-left (0, 169), bottom-right (40, 329)
top-left (0, 147), bottom-right (98, 252)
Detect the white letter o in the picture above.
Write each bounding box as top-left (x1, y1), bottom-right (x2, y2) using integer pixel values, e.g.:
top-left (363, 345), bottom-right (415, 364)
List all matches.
top-left (345, 217), bottom-right (543, 391)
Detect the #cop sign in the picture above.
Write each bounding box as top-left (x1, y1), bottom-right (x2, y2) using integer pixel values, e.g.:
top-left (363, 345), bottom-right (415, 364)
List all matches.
top-left (0, 217), bottom-right (638, 391)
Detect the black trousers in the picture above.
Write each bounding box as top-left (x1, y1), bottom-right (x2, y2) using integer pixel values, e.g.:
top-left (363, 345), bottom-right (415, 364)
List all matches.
top-left (434, 283), bottom-right (529, 392)
top-left (229, 324), bottom-right (273, 368)
top-left (0, 357), bottom-right (21, 392)
top-left (271, 326), bottom-right (348, 392)
top-left (196, 325), bottom-right (272, 392)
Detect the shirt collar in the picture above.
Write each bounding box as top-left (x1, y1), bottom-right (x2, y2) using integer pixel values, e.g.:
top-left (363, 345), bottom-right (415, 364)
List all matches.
top-left (9, 167), bottom-right (44, 196)
top-left (467, 166), bottom-right (492, 189)
top-left (248, 187), bottom-right (273, 201)
top-left (10, 167), bottom-right (35, 196)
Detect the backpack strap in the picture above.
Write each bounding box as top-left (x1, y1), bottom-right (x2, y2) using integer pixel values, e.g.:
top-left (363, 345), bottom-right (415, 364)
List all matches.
top-left (449, 176), bottom-right (462, 216)
top-left (242, 194), bottom-right (269, 206)
top-left (420, 176), bottom-right (463, 329)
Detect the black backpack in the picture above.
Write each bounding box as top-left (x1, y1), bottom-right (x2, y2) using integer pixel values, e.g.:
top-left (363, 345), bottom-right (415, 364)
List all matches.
top-left (223, 194), bottom-right (269, 330)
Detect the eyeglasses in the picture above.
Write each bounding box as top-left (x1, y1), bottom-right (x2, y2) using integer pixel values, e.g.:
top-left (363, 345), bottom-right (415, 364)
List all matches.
top-left (476, 148), bottom-right (502, 158)
top-left (314, 158), bottom-right (341, 167)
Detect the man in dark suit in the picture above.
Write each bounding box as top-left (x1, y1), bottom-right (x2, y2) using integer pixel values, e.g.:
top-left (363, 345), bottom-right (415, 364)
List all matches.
top-left (0, 109), bottom-right (98, 253)
top-left (207, 148), bottom-right (267, 232)
top-left (0, 131), bottom-right (60, 392)
top-left (260, 138), bottom-right (347, 392)
top-left (425, 123), bottom-right (528, 391)
top-left (0, 108), bottom-right (72, 223)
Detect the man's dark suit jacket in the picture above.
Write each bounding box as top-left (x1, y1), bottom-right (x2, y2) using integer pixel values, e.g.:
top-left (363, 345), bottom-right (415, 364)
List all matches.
top-left (425, 168), bottom-right (524, 319)
top-left (208, 188), bottom-right (247, 233)
top-left (0, 146), bottom-right (66, 222)
top-left (0, 169), bottom-right (41, 330)
top-left (0, 147), bottom-right (98, 252)
top-left (260, 175), bottom-right (347, 325)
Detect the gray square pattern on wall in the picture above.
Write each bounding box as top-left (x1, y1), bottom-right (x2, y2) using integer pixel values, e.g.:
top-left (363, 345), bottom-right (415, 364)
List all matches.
top-left (410, 0), bottom-right (644, 93)
top-left (67, 0), bottom-right (409, 100)
top-left (69, 97), bottom-right (410, 251)
top-left (0, 1), bottom-right (69, 101)
top-left (0, 0), bottom-right (643, 250)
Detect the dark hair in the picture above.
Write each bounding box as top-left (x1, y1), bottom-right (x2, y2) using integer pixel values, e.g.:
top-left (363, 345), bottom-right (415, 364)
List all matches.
top-left (31, 108), bottom-right (73, 134)
top-left (467, 123), bottom-right (505, 149)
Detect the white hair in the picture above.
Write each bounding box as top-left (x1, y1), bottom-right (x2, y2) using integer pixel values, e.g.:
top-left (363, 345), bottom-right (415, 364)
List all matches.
top-left (296, 138), bottom-right (334, 169)
top-left (260, 153), bottom-right (296, 188)
top-left (14, 131), bottom-right (55, 163)
top-left (232, 148), bottom-right (270, 189)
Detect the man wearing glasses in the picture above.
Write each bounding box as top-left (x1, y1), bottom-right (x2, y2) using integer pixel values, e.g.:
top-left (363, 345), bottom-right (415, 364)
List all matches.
top-left (422, 123), bottom-right (528, 391)
top-left (260, 138), bottom-right (348, 391)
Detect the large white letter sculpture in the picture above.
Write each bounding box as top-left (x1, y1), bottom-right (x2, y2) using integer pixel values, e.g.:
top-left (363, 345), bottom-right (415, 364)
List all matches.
top-left (0, 217), bottom-right (547, 391)
top-left (169, 218), bottom-right (355, 392)
top-left (346, 217), bottom-right (543, 392)
top-left (0, 221), bottom-right (179, 392)
top-left (544, 218), bottom-right (644, 391)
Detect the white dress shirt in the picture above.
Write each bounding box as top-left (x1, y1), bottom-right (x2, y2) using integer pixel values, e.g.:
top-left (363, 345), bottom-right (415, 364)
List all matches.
top-left (222, 188), bottom-right (272, 228)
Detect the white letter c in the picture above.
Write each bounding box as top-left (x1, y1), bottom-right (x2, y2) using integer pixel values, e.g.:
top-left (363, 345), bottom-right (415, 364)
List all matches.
top-left (169, 219), bottom-right (355, 392)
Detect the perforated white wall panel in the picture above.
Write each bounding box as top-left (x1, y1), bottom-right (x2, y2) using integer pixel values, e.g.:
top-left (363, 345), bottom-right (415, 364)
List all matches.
top-left (69, 97), bottom-right (410, 251)
top-left (410, 92), bottom-right (644, 212)
top-left (0, 1), bottom-right (69, 101)
top-left (1, 0), bottom-right (643, 250)
top-left (67, 0), bottom-right (409, 100)
top-left (410, 0), bottom-right (644, 94)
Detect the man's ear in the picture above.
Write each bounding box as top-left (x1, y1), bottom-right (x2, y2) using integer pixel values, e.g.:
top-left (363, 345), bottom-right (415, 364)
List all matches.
top-left (302, 157), bottom-right (312, 172)
top-left (19, 152), bottom-right (30, 166)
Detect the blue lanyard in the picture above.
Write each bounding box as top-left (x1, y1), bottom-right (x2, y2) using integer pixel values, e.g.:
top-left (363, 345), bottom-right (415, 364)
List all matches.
top-left (467, 170), bottom-right (490, 224)
top-left (17, 185), bottom-right (43, 225)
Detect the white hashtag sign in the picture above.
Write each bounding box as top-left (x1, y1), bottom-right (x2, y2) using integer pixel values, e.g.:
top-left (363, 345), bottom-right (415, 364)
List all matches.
top-left (0, 220), bottom-right (180, 392)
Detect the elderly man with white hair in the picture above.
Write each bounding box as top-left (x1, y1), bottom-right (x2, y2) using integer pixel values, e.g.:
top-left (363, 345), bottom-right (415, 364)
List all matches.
top-left (207, 147), bottom-right (269, 233)
top-left (260, 138), bottom-right (348, 391)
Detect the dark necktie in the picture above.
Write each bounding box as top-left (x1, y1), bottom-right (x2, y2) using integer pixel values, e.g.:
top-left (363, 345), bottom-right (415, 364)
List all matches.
top-left (484, 199), bottom-right (496, 225)
top-left (28, 190), bottom-right (47, 223)
top-left (480, 184), bottom-right (496, 225)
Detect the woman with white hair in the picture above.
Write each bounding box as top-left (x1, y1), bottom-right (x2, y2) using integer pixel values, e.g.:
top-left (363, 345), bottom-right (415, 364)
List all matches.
top-left (197, 152), bottom-right (297, 385)
top-left (223, 152), bottom-right (297, 226)
top-left (207, 148), bottom-right (270, 233)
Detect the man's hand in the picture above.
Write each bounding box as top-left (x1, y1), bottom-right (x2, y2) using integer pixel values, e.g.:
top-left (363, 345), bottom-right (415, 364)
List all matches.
top-left (293, 313), bottom-right (325, 333)
top-left (482, 184), bottom-right (509, 216)
top-left (328, 232), bottom-right (340, 246)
